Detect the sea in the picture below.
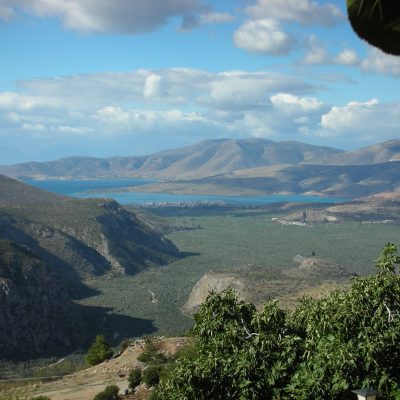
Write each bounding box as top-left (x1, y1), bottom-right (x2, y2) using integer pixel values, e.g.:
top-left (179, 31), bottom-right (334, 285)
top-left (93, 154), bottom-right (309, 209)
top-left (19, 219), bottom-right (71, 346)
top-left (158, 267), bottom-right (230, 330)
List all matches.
top-left (23, 178), bottom-right (348, 206)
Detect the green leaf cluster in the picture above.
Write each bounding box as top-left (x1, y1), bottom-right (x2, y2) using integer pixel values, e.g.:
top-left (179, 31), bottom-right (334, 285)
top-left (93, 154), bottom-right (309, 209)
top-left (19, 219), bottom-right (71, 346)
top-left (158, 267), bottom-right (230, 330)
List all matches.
top-left (347, 0), bottom-right (400, 55)
top-left (128, 367), bottom-right (142, 390)
top-left (85, 335), bottom-right (113, 366)
top-left (93, 385), bottom-right (119, 400)
top-left (155, 244), bottom-right (400, 399)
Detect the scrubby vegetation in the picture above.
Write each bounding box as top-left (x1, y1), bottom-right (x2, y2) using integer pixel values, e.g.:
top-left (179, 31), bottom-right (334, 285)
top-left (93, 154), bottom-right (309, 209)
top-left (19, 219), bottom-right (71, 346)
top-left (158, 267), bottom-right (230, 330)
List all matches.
top-left (85, 335), bottom-right (113, 366)
top-left (78, 214), bottom-right (400, 337)
top-left (128, 367), bottom-right (142, 390)
top-left (152, 244), bottom-right (400, 399)
top-left (93, 385), bottom-right (119, 400)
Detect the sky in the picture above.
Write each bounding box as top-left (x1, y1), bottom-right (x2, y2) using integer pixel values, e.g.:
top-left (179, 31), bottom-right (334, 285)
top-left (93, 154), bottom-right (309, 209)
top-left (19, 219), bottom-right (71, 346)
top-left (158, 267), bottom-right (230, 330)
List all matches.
top-left (1, 0), bottom-right (400, 164)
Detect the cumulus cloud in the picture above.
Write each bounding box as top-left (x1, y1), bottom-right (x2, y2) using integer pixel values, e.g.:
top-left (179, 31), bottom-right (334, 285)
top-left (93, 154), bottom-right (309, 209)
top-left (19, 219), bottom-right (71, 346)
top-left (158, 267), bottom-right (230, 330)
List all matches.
top-left (270, 93), bottom-right (324, 112)
top-left (334, 49), bottom-right (360, 66)
top-left (319, 99), bottom-right (400, 140)
top-left (234, 19), bottom-right (294, 55)
top-left (3, 67), bottom-right (399, 158)
top-left (361, 48), bottom-right (400, 77)
top-left (203, 71), bottom-right (314, 110)
top-left (246, 0), bottom-right (343, 26)
top-left (0, 68), bottom-right (322, 155)
top-left (143, 74), bottom-right (162, 99)
top-left (301, 35), bottom-right (360, 66)
top-left (1, 0), bottom-right (208, 33)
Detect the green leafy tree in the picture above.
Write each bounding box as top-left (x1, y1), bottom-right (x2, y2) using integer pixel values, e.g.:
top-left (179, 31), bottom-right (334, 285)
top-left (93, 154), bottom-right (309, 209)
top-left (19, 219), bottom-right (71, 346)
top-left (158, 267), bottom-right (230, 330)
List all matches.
top-left (142, 364), bottom-right (163, 387)
top-left (128, 367), bottom-right (142, 390)
top-left (156, 244), bottom-right (400, 400)
top-left (85, 334), bottom-right (113, 366)
top-left (137, 338), bottom-right (167, 364)
top-left (93, 385), bottom-right (120, 400)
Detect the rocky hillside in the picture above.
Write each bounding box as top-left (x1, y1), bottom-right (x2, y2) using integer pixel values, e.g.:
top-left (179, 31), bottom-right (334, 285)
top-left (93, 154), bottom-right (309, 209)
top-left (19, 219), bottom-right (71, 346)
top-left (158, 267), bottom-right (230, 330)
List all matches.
top-left (183, 259), bottom-right (357, 315)
top-left (0, 240), bottom-right (81, 358)
top-left (0, 175), bottom-right (179, 292)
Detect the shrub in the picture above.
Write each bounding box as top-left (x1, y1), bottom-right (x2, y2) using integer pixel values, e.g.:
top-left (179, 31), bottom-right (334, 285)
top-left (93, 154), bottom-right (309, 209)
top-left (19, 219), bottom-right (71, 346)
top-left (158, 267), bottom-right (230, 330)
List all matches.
top-left (85, 334), bottom-right (113, 366)
top-left (93, 384), bottom-right (119, 400)
top-left (119, 338), bottom-right (131, 353)
top-left (30, 397), bottom-right (51, 400)
top-left (142, 365), bottom-right (163, 387)
top-left (128, 367), bottom-right (142, 390)
top-left (137, 339), bottom-right (166, 364)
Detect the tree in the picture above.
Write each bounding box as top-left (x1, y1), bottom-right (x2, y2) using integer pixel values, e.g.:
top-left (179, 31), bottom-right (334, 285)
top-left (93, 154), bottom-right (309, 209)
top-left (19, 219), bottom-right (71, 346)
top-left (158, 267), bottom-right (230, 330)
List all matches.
top-left (85, 334), bottom-right (113, 366)
top-left (156, 244), bottom-right (400, 399)
top-left (347, 0), bottom-right (400, 55)
top-left (128, 367), bottom-right (142, 390)
top-left (93, 385), bottom-right (120, 400)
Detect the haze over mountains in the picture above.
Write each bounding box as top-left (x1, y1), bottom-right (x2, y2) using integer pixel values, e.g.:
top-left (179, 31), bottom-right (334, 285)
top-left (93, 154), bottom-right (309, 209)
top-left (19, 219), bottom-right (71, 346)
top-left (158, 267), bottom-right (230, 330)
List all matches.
top-left (1, 138), bottom-right (399, 198)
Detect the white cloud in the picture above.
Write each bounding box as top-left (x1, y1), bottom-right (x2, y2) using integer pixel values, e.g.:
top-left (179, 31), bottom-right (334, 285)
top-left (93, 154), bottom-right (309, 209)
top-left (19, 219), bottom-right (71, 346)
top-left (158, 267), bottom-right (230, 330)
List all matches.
top-left (1, 0), bottom-right (208, 33)
top-left (301, 36), bottom-right (360, 66)
top-left (143, 74), bottom-right (162, 99)
top-left (302, 35), bottom-right (330, 65)
top-left (200, 12), bottom-right (234, 24)
top-left (361, 48), bottom-right (400, 77)
top-left (94, 106), bottom-right (207, 132)
top-left (234, 19), bottom-right (294, 55)
top-left (203, 71), bottom-right (313, 110)
top-left (334, 49), bottom-right (360, 66)
top-left (6, 68), bottom-right (400, 156)
top-left (319, 99), bottom-right (400, 138)
top-left (270, 93), bottom-right (324, 112)
top-left (246, 0), bottom-right (342, 26)
top-left (0, 92), bottom-right (61, 111)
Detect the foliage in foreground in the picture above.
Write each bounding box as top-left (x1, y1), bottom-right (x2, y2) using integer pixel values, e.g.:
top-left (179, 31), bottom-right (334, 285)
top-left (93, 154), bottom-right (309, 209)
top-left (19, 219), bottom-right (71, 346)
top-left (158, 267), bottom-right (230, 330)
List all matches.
top-left (93, 385), bottom-right (119, 400)
top-left (85, 335), bottom-right (113, 366)
top-left (128, 367), bottom-right (142, 390)
top-left (155, 244), bottom-right (400, 399)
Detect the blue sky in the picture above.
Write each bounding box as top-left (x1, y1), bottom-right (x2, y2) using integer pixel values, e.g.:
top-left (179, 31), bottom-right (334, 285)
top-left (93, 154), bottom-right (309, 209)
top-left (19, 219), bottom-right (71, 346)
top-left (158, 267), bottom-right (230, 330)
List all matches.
top-left (1, 0), bottom-right (400, 164)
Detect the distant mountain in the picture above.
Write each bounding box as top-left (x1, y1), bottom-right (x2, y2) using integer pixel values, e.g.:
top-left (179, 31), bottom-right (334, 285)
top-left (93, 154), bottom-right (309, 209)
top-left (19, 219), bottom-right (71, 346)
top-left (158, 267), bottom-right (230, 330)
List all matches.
top-left (0, 175), bottom-right (179, 293)
top-left (0, 240), bottom-right (81, 358)
top-left (0, 138), bottom-right (344, 179)
top-left (327, 139), bottom-right (400, 165)
top-left (205, 161), bottom-right (400, 198)
top-left (1, 138), bottom-right (399, 198)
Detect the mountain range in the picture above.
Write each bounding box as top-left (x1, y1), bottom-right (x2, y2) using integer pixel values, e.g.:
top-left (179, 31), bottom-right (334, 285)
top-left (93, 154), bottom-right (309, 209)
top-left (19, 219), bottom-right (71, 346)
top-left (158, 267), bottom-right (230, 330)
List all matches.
top-left (1, 138), bottom-right (399, 180)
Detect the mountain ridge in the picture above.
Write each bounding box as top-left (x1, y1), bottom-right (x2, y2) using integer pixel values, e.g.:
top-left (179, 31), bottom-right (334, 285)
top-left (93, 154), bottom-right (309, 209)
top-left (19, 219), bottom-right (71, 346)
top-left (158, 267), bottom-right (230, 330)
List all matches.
top-left (0, 175), bottom-right (180, 292)
top-left (0, 138), bottom-right (345, 179)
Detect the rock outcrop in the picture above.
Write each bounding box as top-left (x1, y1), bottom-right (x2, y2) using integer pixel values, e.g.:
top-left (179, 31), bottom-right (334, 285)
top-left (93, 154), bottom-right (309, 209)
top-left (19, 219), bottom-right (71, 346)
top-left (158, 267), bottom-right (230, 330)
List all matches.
top-left (0, 240), bottom-right (81, 358)
top-left (183, 260), bottom-right (357, 315)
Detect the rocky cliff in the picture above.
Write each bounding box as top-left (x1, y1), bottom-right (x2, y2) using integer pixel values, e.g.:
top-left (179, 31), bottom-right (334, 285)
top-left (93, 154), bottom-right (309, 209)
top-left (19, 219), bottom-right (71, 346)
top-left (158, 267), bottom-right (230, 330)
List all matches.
top-left (0, 240), bottom-right (81, 358)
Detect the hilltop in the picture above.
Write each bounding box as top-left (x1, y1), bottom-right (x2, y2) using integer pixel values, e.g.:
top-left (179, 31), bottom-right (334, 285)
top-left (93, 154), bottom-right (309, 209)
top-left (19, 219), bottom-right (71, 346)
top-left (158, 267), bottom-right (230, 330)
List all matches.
top-left (0, 175), bottom-right (179, 290)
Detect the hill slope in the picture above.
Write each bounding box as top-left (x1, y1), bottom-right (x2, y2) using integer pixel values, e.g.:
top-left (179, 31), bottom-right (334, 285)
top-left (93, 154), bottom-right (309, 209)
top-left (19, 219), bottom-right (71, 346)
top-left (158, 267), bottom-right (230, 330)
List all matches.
top-left (0, 175), bottom-right (179, 292)
top-left (327, 139), bottom-right (400, 165)
top-left (0, 240), bottom-right (82, 358)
